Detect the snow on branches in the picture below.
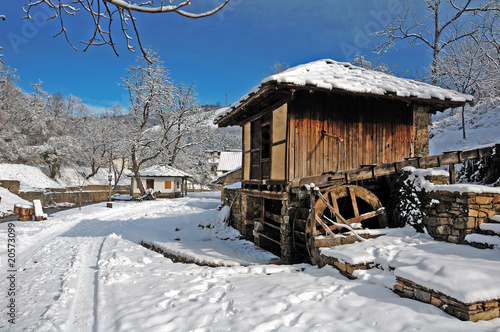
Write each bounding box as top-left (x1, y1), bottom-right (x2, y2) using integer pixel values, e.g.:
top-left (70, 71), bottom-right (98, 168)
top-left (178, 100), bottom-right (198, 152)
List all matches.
top-left (121, 49), bottom-right (213, 194)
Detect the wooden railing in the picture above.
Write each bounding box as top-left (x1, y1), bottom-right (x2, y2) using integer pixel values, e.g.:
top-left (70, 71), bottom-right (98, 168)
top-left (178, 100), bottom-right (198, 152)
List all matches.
top-left (292, 143), bottom-right (500, 188)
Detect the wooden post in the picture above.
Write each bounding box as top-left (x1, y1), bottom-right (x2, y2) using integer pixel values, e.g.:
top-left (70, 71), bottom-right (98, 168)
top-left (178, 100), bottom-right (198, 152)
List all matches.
top-left (310, 187), bottom-right (316, 237)
top-left (449, 163), bottom-right (456, 184)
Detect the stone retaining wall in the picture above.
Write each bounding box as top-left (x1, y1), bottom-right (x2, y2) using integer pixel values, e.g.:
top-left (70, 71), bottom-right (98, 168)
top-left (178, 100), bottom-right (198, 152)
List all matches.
top-left (395, 276), bottom-right (499, 322)
top-left (141, 241), bottom-right (224, 268)
top-left (422, 191), bottom-right (500, 243)
top-left (318, 254), bottom-right (372, 279)
top-left (16, 185), bottom-right (130, 206)
top-left (0, 180), bottom-right (20, 195)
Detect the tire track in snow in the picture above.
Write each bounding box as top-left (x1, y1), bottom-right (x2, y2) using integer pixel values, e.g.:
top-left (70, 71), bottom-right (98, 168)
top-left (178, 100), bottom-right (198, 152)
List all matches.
top-left (65, 236), bottom-right (106, 332)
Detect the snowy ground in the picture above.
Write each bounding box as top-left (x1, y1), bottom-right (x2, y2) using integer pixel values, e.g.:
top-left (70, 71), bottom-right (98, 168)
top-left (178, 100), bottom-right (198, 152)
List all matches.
top-left (1, 192), bottom-right (499, 331)
top-left (0, 187), bottom-right (30, 218)
top-left (430, 98), bottom-right (500, 155)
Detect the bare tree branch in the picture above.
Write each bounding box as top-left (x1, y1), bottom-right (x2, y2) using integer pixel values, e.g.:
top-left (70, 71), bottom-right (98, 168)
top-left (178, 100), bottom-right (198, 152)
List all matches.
top-left (374, 0), bottom-right (498, 84)
top-left (23, 0), bottom-right (231, 61)
top-left (0, 15), bottom-right (5, 63)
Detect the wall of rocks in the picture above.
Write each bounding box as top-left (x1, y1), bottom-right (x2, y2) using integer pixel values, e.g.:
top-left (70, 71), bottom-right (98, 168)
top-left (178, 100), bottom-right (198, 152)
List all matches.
top-left (422, 190), bottom-right (500, 244)
top-left (1, 183), bottom-right (131, 206)
top-left (395, 277), bottom-right (499, 322)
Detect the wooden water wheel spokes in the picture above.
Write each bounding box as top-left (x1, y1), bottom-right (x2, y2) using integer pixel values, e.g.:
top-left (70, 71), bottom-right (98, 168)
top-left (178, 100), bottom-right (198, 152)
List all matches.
top-left (307, 184), bottom-right (387, 238)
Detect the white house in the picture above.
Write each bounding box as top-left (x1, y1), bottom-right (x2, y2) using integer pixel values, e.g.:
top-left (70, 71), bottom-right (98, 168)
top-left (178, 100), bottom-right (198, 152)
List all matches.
top-left (130, 164), bottom-right (192, 198)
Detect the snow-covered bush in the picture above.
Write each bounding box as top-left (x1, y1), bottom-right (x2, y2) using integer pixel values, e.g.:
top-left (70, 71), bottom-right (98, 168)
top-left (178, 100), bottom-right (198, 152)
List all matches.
top-left (457, 147), bottom-right (500, 185)
top-left (391, 168), bottom-right (429, 233)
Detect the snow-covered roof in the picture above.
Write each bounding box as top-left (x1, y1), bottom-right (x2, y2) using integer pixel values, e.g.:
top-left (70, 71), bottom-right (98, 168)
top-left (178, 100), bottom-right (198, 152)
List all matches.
top-left (218, 151), bottom-right (242, 172)
top-left (216, 59), bottom-right (473, 125)
top-left (133, 164), bottom-right (192, 178)
top-left (212, 166), bottom-right (242, 185)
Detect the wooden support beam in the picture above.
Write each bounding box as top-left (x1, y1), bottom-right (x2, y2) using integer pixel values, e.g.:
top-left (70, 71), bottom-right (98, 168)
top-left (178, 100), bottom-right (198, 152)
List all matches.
top-left (261, 219), bottom-right (281, 231)
top-left (449, 163), bottom-right (456, 184)
top-left (254, 230), bottom-right (281, 245)
top-left (264, 211), bottom-right (283, 224)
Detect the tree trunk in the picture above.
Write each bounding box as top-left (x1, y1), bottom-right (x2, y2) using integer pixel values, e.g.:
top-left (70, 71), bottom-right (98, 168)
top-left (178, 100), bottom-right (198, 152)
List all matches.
top-left (462, 106), bottom-right (466, 139)
top-left (131, 147), bottom-right (146, 195)
top-left (113, 158), bottom-right (126, 186)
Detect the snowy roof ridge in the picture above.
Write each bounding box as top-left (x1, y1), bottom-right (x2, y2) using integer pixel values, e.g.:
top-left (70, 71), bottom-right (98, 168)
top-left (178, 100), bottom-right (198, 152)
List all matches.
top-left (215, 59), bottom-right (473, 124)
top-left (132, 164), bottom-right (193, 178)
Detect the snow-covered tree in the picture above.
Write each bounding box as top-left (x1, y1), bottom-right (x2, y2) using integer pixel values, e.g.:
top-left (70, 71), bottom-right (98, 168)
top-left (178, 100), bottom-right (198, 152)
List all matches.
top-left (22, 0), bottom-right (231, 61)
top-left (122, 49), bottom-right (209, 194)
top-left (435, 36), bottom-right (499, 98)
top-left (0, 64), bottom-right (29, 162)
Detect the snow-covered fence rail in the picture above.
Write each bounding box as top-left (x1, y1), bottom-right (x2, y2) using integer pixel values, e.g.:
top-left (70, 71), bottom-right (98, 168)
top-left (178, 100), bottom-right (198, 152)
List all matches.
top-left (292, 143), bottom-right (500, 189)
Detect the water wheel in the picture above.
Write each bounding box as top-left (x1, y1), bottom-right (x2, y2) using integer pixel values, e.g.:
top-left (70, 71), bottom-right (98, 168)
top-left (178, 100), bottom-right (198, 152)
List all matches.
top-left (293, 185), bottom-right (387, 262)
top-left (293, 184), bottom-right (387, 262)
top-left (308, 185), bottom-right (387, 236)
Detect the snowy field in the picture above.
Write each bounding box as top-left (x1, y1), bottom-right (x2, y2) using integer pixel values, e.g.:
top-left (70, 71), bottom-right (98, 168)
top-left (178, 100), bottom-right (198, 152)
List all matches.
top-left (1, 192), bottom-right (499, 331)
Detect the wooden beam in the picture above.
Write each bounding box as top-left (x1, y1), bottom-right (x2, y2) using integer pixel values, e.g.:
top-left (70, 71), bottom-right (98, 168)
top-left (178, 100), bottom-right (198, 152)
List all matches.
top-left (254, 231), bottom-right (281, 245)
top-left (264, 211), bottom-right (283, 224)
top-left (291, 143), bottom-right (498, 188)
top-left (261, 219), bottom-right (281, 231)
top-left (241, 189), bottom-right (289, 200)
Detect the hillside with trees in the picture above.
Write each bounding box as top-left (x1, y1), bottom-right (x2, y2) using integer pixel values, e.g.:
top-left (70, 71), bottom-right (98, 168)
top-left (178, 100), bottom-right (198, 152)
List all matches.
top-left (0, 56), bottom-right (240, 189)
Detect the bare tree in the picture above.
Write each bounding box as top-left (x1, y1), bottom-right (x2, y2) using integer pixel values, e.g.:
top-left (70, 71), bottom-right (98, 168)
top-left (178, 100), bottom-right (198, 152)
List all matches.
top-left (268, 61), bottom-right (290, 76)
top-left (351, 53), bottom-right (390, 73)
top-left (374, 0), bottom-right (499, 85)
top-left (22, 0), bottom-right (231, 61)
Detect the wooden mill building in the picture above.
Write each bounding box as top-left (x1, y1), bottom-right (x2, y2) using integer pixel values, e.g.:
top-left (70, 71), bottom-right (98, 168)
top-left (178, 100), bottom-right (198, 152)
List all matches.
top-left (215, 59), bottom-right (472, 263)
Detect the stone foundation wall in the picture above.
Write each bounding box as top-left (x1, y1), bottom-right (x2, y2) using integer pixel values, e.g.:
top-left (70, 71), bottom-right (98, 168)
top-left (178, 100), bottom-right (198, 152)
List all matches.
top-left (223, 188), bottom-right (243, 235)
top-left (395, 277), bottom-right (499, 322)
top-left (223, 188), bottom-right (262, 240)
top-left (422, 191), bottom-right (500, 243)
top-left (413, 106), bottom-right (430, 157)
top-left (0, 180), bottom-right (20, 195)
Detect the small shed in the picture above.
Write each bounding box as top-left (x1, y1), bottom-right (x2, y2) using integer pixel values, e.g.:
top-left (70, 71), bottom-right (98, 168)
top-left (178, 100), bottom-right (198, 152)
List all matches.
top-left (215, 59), bottom-right (472, 263)
top-left (130, 164), bottom-right (192, 198)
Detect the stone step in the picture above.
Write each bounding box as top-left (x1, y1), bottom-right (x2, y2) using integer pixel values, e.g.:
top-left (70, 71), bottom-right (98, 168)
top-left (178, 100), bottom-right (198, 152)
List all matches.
top-left (479, 222), bottom-right (500, 236)
top-left (465, 233), bottom-right (500, 249)
top-left (490, 215), bottom-right (500, 224)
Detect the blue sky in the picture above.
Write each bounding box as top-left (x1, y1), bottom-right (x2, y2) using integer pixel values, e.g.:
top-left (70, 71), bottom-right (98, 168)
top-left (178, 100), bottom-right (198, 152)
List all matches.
top-left (1, 0), bottom-right (430, 112)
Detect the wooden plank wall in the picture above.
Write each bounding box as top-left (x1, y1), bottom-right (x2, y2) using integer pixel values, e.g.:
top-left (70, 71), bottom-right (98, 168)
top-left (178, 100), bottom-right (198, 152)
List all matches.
top-left (288, 91), bottom-right (414, 181)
